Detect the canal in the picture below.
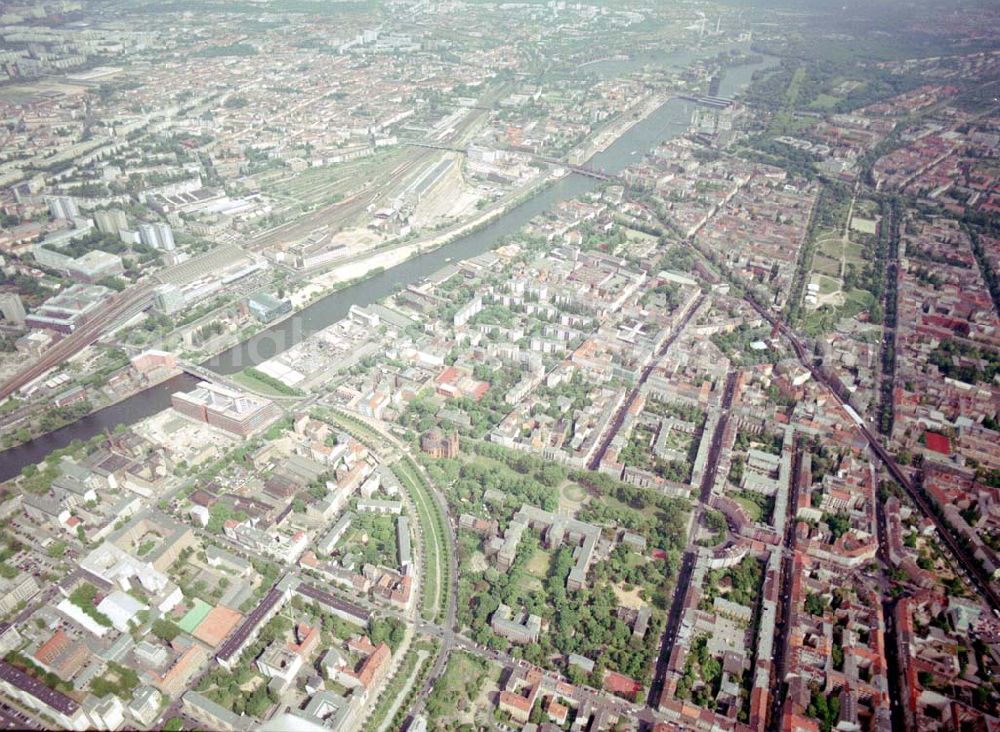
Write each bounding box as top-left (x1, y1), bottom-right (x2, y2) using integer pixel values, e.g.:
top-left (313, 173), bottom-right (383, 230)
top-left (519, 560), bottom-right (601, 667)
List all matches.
top-left (0, 50), bottom-right (776, 481)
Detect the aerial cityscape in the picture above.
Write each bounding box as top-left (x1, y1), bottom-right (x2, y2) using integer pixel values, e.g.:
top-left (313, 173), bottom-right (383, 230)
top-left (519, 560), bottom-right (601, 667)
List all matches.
top-left (0, 1), bottom-right (998, 731)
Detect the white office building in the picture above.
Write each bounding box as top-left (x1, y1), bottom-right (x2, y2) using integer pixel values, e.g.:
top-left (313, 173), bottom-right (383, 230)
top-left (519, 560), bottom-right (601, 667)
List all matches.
top-left (48, 196), bottom-right (79, 220)
top-left (94, 209), bottom-right (128, 235)
top-left (138, 222), bottom-right (176, 251)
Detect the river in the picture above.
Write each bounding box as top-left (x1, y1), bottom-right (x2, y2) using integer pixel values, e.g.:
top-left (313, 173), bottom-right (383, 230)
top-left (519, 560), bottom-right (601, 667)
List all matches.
top-left (0, 49), bottom-right (777, 482)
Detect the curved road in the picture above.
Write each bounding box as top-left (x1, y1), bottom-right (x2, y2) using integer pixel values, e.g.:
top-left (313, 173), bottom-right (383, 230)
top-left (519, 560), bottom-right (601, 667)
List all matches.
top-left (323, 409), bottom-right (460, 724)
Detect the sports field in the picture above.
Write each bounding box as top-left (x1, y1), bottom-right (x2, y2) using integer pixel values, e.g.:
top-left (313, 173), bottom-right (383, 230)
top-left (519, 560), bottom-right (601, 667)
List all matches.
top-left (178, 598), bottom-right (213, 634)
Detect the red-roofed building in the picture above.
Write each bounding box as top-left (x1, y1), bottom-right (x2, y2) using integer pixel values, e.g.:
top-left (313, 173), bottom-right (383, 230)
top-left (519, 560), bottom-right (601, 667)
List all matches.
top-left (435, 366), bottom-right (489, 401)
top-left (33, 630), bottom-right (88, 680)
top-left (153, 644), bottom-right (207, 696)
top-left (338, 638), bottom-right (390, 693)
top-left (783, 713), bottom-right (820, 732)
top-left (288, 623), bottom-right (319, 660)
top-left (354, 643), bottom-right (389, 690)
top-left (498, 686), bottom-right (536, 724)
top-left (347, 635), bottom-right (375, 657)
top-left (547, 697), bottom-right (568, 725)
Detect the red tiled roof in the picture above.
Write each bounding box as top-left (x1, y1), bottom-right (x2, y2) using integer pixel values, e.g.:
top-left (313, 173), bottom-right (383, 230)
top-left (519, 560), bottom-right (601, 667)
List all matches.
top-left (354, 643), bottom-right (389, 689)
top-left (34, 630), bottom-right (71, 667)
top-left (288, 623), bottom-right (319, 659)
top-left (547, 697), bottom-right (568, 724)
top-left (436, 366), bottom-right (461, 384)
top-left (499, 690), bottom-right (531, 712)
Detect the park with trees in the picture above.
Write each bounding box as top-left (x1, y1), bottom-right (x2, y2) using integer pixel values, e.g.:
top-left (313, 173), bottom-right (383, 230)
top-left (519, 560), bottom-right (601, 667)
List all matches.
top-left (424, 441), bottom-right (691, 687)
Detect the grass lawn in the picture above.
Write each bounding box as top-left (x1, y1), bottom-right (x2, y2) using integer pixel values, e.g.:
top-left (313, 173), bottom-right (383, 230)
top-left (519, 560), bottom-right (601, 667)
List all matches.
top-left (363, 640), bottom-right (438, 732)
top-left (802, 287), bottom-right (877, 335)
top-left (327, 411), bottom-right (384, 444)
top-left (784, 66), bottom-right (807, 108)
top-left (849, 216), bottom-right (878, 235)
top-left (811, 252), bottom-right (841, 277)
top-left (814, 229), bottom-right (843, 251)
top-left (625, 552), bottom-right (646, 569)
top-left (812, 230), bottom-right (870, 286)
top-left (855, 198), bottom-right (879, 218)
top-left (843, 240), bottom-right (867, 265)
top-left (516, 574), bottom-right (544, 594)
top-left (844, 288), bottom-right (876, 308)
top-left (816, 274), bottom-right (841, 296)
top-left (766, 111), bottom-right (815, 136)
top-left (137, 539), bottom-right (157, 557)
top-left (603, 492), bottom-right (659, 520)
top-left (562, 483), bottom-right (586, 502)
top-left (425, 651), bottom-right (497, 723)
top-left (808, 93), bottom-right (842, 110)
top-left (733, 494), bottom-right (763, 523)
top-left (801, 309), bottom-right (841, 336)
top-left (661, 428), bottom-right (693, 451)
top-left (525, 548), bottom-right (551, 578)
top-left (624, 228), bottom-right (657, 244)
top-left (231, 369), bottom-right (303, 398)
top-left (394, 458), bottom-right (451, 623)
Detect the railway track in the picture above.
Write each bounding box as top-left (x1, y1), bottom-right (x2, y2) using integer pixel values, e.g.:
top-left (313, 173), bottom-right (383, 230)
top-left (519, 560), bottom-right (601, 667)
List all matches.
top-left (743, 294), bottom-right (1000, 613)
top-left (0, 284), bottom-right (154, 401)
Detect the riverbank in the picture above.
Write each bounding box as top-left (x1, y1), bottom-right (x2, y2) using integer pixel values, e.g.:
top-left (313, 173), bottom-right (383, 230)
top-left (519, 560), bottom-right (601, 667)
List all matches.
top-left (14, 169), bottom-right (557, 405)
top-left (281, 90), bottom-right (678, 300)
top-left (0, 93), bottom-right (699, 478)
top-left (292, 168), bottom-right (561, 296)
top-left (160, 171), bottom-right (562, 372)
top-left (0, 364), bottom-right (185, 453)
top-left (573, 93), bottom-right (671, 163)
top-left (0, 46), bottom-right (765, 478)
